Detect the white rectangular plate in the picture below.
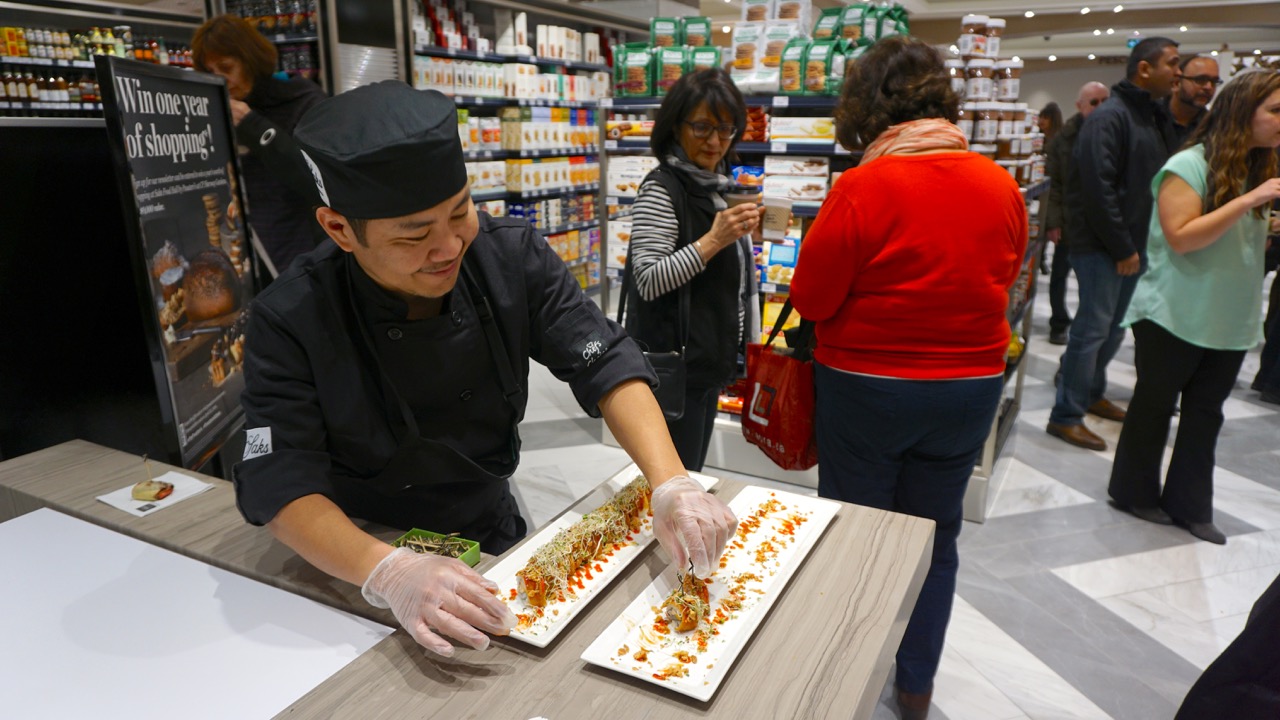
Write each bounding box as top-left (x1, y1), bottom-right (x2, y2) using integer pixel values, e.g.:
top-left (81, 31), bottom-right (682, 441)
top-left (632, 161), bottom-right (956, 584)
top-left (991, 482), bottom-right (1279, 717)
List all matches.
top-left (484, 463), bottom-right (718, 648)
top-left (580, 485), bottom-right (840, 702)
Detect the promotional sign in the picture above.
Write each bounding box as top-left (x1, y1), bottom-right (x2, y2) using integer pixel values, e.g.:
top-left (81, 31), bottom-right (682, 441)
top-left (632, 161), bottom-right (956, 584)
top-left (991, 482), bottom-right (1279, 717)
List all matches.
top-left (97, 56), bottom-right (254, 469)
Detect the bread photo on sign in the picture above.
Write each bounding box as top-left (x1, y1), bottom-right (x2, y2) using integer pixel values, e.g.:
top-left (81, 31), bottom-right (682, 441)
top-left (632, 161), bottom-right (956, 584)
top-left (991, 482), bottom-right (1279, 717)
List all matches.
top-left (132, 479), bottom-right (174, 502)
top-left (183, 249), bottom-right (242, 321)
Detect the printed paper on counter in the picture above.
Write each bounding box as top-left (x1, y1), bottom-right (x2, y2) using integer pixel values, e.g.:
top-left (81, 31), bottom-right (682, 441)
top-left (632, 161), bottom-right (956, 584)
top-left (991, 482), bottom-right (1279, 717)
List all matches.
top-left (97, 470), bottom-right (214, 517)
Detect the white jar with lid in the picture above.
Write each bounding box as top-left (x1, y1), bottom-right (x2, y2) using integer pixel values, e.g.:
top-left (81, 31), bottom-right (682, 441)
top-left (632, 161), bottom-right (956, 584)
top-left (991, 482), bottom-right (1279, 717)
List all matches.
top-left (995, 60), bottom-right (1023, 100)
top-left (958, 15), bottom-right (988, 60)
top-left (945, 59), bottom-right (967, 97)
top-left (966, 59), bottom-right (996, 101)
top-left (974, 101), bottom-right (1000, 143)
top-left (997, 103), bottom-right (1019, 136)
top-left (957, 101), bottom-right (978, 141)
top-left (985, 18), bottom-right (1006, 59)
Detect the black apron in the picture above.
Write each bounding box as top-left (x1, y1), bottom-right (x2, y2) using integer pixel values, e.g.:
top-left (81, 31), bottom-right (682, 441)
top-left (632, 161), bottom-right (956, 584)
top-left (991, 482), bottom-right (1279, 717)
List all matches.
top-left (339, 258), bottom-right (528, 553)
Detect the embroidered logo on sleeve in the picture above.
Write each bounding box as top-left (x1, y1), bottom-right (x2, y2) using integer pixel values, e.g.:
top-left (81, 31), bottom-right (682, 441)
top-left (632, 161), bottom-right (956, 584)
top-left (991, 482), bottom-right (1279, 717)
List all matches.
top-left (577, 331), bottom-right (608, 367)
top-left (243, 427), bottom-right (273, 460)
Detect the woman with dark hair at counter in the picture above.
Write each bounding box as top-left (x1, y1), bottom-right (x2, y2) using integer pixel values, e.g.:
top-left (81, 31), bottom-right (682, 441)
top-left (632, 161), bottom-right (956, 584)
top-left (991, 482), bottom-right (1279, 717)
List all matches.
top-left (193, 15), bottom-right (328, 275)
top-left (621, 69), bottom-right (763, 471)
top-left (790, 36), bottom-right (1027, 720)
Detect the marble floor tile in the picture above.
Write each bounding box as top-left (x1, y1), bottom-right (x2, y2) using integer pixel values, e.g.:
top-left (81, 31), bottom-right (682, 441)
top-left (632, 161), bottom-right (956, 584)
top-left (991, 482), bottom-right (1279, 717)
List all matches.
top-left (944, 597), bottom-right (1111, 719)
top-left (934, 640), bottom-right (1031, 720)
top-left (1139, 562), bottom-right (1280, 624)
top-left (987, 458), bottom-right (1096, 519)
top-left (1095, 591), bottom-right (1234, 669)
top-left (1213, 466), bottom-right (1280, 532)
top-left (1052, 528), bottom-right (1280, 600)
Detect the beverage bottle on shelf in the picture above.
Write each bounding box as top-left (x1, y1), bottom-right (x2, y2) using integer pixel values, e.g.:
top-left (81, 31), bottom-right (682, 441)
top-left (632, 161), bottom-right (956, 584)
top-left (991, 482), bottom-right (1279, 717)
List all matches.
top-left (156, 37), bottom-right (169, 65)
top-left (25, 73), bottom-right (38, 100)
top-left (276, 0), bottom-right (291, 35)
top-left (67, 74), bottom-right (81, 103)
top-left (6, 72), bottom-right (21, 100)
top-left (36, 74), bottom-right (49, 102)
top-left (55, 75), bottom-right (69, 102)
top-left (0, 72), bottom-right (8, 101)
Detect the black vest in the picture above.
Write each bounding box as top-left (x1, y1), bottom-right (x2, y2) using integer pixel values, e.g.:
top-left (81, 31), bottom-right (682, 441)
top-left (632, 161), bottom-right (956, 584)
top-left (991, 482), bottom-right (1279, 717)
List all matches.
top-left (624, 165), bottom-right (743, 388)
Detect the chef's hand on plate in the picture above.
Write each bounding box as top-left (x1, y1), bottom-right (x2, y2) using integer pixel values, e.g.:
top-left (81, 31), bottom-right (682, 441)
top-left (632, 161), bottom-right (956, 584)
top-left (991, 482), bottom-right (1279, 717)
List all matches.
top-left (361, 547), bottom-right (516, 656)
top-left (651, 475), bottom-right (738, 578)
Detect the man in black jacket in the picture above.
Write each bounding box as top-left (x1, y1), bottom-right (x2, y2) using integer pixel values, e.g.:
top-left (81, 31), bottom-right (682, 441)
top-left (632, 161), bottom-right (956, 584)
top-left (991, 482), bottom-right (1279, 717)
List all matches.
top-left (1044, 81), bottom-right (1110, 345)
top-left (1047, 37), bottom-right (1181, 453)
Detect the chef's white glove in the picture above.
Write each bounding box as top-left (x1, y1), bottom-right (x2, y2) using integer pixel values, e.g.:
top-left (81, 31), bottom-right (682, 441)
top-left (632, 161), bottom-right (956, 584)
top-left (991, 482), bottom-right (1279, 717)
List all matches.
top-left (651, 475), bottom-right (738, 578)
top-left (361, 547), bottom-right (517, 656)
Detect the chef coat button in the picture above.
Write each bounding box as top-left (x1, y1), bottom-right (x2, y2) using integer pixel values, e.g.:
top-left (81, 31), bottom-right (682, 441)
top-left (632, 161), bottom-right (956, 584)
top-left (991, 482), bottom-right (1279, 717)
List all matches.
top-left (387, 328), bottom-right (403, 340)
top-left (451, 311), bottom-right (463, 327)
top-left (460, 389), bottom-right (473, 401)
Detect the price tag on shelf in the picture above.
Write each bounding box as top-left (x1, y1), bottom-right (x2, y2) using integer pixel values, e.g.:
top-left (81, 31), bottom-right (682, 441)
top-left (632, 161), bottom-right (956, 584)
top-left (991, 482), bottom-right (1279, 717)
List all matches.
top-left (770, 142), bottom-right (788, 154)
top-left (834, 145), bottom-right (852, 155)
top-left (0, 102), bottom-right (8, 110)
top-left (600, 97), bottom-right (612, 108)
top-left (605, 140), bottom-right (618, 150)
top-left (272, 34), bottom-right (287, 43)
top-left (447, 47), bottom-right (457, 56)
top-left (762, 283), bottom-right (778, 293)
top-left (772, 96), bottom-right (789, 108)
top-left (606, 196), bottom-right (620, 205)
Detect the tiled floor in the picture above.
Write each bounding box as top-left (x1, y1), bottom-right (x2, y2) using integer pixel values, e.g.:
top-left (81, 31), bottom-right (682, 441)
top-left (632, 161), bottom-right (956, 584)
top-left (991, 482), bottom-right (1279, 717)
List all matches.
top-left (508, 263), bottom-right (1279, 720)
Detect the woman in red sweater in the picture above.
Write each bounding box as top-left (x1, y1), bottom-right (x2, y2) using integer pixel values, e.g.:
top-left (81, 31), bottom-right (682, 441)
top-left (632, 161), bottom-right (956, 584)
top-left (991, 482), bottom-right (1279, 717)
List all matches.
top-left (790, 36), bottom-right (1027, 720)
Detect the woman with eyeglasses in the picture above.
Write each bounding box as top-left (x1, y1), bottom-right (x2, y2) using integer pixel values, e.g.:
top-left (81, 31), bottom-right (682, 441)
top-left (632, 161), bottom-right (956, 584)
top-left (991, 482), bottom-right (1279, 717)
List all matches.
top-left (1107, 69), bottom-right (1280, 545)
top-left (789, 36), bottom-right (1027, 720)
top-left (621, 69), bottom-right (763, 471)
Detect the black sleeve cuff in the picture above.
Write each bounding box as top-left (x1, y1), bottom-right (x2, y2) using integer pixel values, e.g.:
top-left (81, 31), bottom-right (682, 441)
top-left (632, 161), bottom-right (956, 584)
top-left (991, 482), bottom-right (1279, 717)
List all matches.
top-left (233, 448), bottom-right (337, 525)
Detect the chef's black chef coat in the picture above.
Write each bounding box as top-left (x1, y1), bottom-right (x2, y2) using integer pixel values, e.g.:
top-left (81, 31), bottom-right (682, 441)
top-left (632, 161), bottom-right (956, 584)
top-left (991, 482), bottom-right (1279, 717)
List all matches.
top-left (233, 213), bottom-right (656, 552)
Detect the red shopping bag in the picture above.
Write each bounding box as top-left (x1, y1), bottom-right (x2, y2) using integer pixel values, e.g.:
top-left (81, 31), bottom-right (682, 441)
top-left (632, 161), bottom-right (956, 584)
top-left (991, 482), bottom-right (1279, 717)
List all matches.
top-left (741, 301), bottom-right (818, 471)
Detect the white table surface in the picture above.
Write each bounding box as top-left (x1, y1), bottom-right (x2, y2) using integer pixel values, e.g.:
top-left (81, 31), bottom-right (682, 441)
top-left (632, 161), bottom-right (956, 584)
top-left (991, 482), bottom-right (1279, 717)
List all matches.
top-left (0, 508), bottom-right (393, 720)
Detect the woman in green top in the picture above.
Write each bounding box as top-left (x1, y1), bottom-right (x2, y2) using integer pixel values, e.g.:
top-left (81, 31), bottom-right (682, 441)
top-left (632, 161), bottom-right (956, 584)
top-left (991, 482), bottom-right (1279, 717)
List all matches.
top-left (1108, 70), bottom-right (1280, 545)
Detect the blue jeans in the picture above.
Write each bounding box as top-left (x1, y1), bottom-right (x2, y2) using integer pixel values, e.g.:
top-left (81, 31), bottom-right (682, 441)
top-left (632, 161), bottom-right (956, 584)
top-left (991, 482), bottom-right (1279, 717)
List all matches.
top-left (1050, 251), bottom-right (1140, 426)
top-left (814, 364), bottom-right (1003, 695)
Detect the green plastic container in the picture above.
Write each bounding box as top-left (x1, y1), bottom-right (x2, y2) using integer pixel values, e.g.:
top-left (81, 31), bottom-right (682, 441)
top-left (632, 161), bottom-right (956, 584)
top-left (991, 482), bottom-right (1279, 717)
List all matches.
top-left (391, 528), bottom-right (482, 567)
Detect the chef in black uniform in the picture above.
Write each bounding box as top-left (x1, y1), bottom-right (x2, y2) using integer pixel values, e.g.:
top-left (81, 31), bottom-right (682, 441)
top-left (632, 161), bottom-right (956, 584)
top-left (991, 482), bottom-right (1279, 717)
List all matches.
top-left (233, 81), bottom-right (737, 657)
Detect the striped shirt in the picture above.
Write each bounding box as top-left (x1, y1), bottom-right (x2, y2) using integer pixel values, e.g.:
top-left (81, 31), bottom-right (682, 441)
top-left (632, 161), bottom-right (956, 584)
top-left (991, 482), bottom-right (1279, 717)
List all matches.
top-left (629, 178), bottom-right (746, 343)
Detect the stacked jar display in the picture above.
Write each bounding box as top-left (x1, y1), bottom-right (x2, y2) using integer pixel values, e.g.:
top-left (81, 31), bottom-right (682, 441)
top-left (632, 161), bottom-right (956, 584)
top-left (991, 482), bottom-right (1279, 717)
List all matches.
top-left (954, 14), bottom-right (1042, 189)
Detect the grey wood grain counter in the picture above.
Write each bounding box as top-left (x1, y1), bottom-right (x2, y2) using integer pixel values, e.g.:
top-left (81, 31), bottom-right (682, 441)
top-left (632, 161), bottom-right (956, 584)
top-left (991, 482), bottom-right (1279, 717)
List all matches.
top-left (0, 439), bottom-right (934, 720)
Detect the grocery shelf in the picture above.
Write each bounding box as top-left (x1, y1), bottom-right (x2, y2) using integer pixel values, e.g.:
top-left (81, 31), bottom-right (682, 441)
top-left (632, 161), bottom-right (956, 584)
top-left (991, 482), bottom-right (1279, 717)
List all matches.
top-left (417, 46), bottom-right (608, 72)
top-left (1022, 179), bottom-right (1050, 200)
top-left (472, 183), bottom-right (600, 202)
top-left (742, 95), bottom-right (839, 109)
top-left (603, 139), bottom-right (651, 153)
top-left (1, 101), bottom-right (102, 112)
top-left (1, 57), bottom-right (95, 69)
top-left (452, 95), bottom-right (598, 108)
top-left (792, 201), bottom-right (823, 217)
top-left (603, 195), bottom-right (636, 206)
top-left (1003, 351), bottom-right (1026, 384)
top-left (537, 219), bottom-right (600, 235)
top-left (602, 95), bottom-right (838, 111)
top-left (736, 141), bottom-right (854, 156)
top-left (267, 33), bottom-right (319, 44)
top-left (464, 147), bottom-right (599, 160)
top-left (760, 282), bottom-right (791, 294)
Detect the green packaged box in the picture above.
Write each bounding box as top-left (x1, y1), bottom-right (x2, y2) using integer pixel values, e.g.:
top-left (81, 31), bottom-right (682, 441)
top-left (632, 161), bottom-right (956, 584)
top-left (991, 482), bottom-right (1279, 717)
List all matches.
top-left (812, 8), bottom-right (842, 41)
top-left (392, 528), bottom-right (482, 567)
top-left (688, 46), bottom-right (722, 73)
top-left (615, 43), bottom-right (655, 97)
top-left (682, 17), bottom-right (712, 47)
top-left (650, 17), bottom-right (681, 48)
top-left (656, 47), bottom-right (688, 95)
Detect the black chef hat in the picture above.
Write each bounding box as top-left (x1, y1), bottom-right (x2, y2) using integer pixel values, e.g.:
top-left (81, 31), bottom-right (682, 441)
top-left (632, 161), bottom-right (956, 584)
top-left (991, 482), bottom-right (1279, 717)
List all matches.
top-left (293, 81), bottom-right (467, 219)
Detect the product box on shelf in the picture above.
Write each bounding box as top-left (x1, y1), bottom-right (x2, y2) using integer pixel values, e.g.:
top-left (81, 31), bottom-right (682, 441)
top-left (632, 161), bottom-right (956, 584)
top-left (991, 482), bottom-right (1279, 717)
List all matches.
top-left (730, 22), bottom-right (766, 84)
top-left (764, 155), bottom-right (829, 176)
top-left (689, 47), bottom-right (722, 73)
top-left (650, 18), bottom-right (681, 48)
top-left (812, 8), bottom-right (842, 40)
top-left (614, 43), bottom-right (654, 97)
top-left (763, 174), bottom-right (828, 201)
top-left (683, 17), bottom-right (712, 47)
top-left (769, 116), bottom-right (836, 143)
top-left (584, 33), bottom-right (601, 65)
top-left (607, 219), bottom-right (632, 270)
top-left (495, 10), bottom-right (531, 55)
top-left (742, 0), bottom-right (775, 22)
top-left (606, 118), bottom-right (654, 140)
top-left (655, 47), bottom-right (687, 95)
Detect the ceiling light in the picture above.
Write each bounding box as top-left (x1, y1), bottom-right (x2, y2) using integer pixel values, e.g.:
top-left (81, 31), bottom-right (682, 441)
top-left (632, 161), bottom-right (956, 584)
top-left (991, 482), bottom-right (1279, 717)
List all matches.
top-left (1106, 28), bottom-right (1115, 35)
top-left (1256, 49), bottom-right (1263, 55)
top-left (1179, 25), bottom-right (1188, 32)
top-left (1081, 7), bottom-right (1091, 14)
top-left (1088, 53), bottom-right (1097, 60)
top-left (1011, 56), bottom-right (1021, 62)
top-left (1133, 30), bottom-right (1141, 36)
top-left (1048, 54), bottom-right (1057, 62)
top-left (1211, 50), bottom-right (1219, 56)
top-left (1093, 29), bottom-right (1102, 36)
top-left (1114, 4), bottom-right (1123, 11)
top-left (1025, 11), bottom-right (1035, 18)
top-left (722, 25), bottom-right (731, 33)
top-left (950, 44), bottom-right (960, 54)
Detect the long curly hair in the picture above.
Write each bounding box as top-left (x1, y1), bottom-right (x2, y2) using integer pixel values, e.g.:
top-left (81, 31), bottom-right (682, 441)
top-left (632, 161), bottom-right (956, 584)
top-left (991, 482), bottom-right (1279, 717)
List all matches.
top-left (1186, 69), bottom-right (1280, 219)
top-left (834, 36), bottom-right (960, 150)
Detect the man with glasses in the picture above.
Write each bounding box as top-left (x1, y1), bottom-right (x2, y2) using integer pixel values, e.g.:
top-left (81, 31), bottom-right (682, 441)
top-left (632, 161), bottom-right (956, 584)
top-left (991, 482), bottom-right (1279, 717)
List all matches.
top-left (1167, 55), bottom-right (1220, 142)
top-left (1045, 81), bottom-right (1111, 346)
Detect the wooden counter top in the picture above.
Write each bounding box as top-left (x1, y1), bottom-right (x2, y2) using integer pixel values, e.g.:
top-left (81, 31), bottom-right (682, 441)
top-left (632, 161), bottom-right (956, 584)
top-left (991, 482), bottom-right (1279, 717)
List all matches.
top-left (0, 439), bottom-right (933, 720)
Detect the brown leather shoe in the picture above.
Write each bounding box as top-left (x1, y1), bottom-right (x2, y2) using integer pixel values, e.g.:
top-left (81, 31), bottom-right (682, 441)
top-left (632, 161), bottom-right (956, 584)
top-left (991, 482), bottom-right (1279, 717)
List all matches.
top-left (1088, 398), bottom-right (1127, 422)
top-left (1046, 422), bottom-right (1107, 451)
top-left (896, 687), bottom-right (932, 720)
